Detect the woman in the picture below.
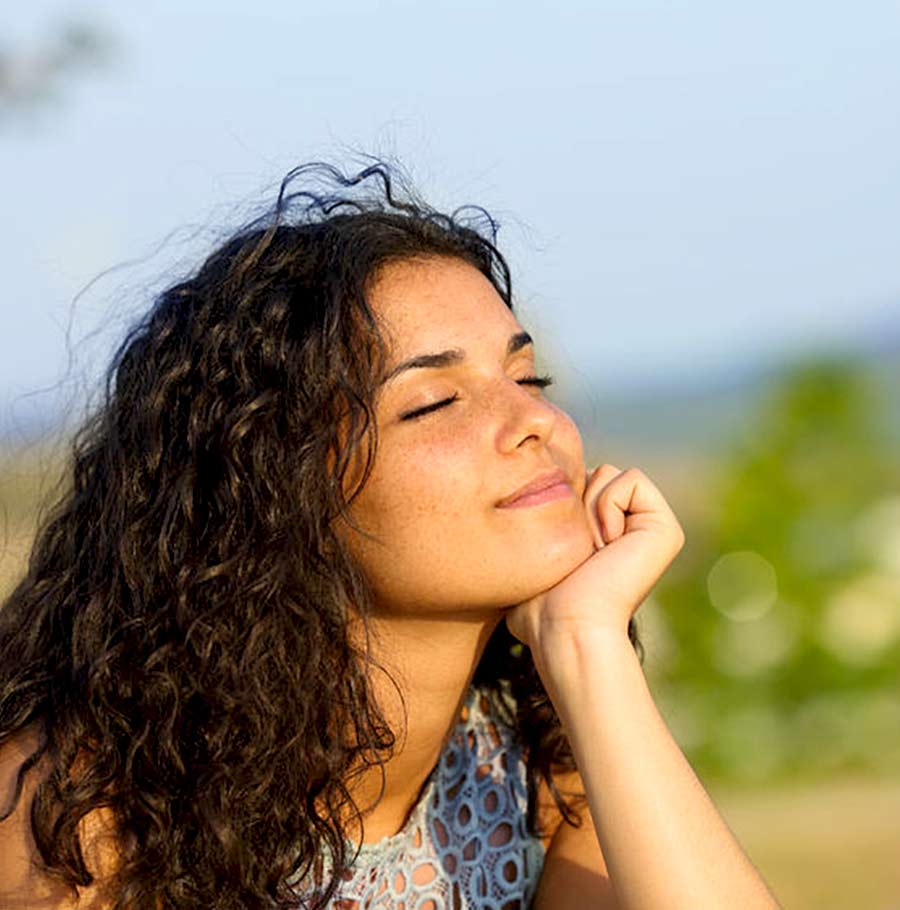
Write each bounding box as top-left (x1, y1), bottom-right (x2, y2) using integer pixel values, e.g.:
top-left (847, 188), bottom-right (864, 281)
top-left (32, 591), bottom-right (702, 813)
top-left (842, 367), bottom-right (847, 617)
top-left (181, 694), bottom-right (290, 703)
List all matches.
top-left (0, 160), bottom-right (781, 909)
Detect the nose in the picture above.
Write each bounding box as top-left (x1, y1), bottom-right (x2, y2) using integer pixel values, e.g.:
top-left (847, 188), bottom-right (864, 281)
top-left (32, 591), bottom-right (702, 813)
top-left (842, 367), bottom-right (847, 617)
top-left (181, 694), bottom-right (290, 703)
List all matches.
top-left (494, 377), bottom-right (557, 451)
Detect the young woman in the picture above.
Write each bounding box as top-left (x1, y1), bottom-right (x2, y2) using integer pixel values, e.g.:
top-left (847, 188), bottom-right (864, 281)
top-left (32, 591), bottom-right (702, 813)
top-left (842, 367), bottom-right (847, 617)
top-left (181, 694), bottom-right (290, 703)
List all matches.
top-left (0, 160), bottom-right (782, 909)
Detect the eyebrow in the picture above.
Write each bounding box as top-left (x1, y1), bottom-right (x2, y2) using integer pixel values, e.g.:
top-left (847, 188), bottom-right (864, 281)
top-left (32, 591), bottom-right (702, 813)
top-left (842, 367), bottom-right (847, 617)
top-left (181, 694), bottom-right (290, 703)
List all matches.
top-left (383, 331), bottom-right (534, 383)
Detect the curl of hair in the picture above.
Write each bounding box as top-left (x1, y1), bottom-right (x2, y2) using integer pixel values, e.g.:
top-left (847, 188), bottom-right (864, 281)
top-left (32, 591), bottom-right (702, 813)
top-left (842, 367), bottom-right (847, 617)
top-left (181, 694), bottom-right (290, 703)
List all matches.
top-left (0, 157), bottom-right (643, 909)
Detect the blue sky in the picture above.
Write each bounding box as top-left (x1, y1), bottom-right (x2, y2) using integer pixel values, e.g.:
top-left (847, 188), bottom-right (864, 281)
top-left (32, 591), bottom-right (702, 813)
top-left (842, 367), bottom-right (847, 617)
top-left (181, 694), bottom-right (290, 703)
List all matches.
top-left (3, 0), bottom-right (900, 433)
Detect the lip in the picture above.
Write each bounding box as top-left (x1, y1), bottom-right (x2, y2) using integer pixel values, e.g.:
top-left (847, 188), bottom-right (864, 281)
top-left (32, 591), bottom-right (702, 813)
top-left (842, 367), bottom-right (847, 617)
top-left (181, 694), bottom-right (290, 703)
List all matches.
top-left (496, 468), bottom-right (572, 508)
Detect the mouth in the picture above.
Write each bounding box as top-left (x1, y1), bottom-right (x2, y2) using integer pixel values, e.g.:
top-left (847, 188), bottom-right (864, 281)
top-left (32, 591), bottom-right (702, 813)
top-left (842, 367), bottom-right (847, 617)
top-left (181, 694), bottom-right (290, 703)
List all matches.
top-left (496, 467), bottom-right (574, 509)
top-left (496, 482), bottom-right (574, 509)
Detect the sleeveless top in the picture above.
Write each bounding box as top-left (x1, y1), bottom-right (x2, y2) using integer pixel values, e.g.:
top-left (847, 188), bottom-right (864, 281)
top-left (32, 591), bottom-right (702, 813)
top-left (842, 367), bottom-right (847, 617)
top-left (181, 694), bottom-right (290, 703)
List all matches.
top-left (294, 682), bottom-right (547, 909)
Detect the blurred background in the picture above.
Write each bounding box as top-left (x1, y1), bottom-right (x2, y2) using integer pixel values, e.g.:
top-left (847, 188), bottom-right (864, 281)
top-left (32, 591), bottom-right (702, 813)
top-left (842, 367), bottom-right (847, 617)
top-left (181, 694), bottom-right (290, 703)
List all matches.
top-left (2, 2), bottom-right (899, 906)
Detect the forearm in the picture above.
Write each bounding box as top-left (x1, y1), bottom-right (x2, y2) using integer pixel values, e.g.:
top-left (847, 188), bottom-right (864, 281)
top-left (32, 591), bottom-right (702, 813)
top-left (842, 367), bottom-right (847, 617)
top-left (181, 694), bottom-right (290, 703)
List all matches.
top-left (535, 627), bottom-right (782, 910)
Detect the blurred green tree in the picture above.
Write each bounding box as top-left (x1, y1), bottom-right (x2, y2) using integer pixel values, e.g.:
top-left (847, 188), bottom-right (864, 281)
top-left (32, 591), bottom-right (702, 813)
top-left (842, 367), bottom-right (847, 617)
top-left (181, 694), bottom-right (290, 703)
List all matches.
top-left (646, 353), bottom-right (900, 783)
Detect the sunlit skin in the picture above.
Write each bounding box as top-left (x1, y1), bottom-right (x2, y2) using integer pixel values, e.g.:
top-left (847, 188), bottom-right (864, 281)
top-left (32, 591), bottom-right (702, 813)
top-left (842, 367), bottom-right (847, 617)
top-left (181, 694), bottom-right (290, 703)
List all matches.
top-left (340, 255), bottom-right (596, 615)
top-left (332, 255), bottom-right (597, 838)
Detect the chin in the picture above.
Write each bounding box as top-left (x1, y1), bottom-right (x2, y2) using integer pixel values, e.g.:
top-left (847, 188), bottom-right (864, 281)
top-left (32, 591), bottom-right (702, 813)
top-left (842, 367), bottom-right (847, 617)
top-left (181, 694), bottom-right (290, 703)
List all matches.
top-left (536, 514), bottom-right (595, 565)
top-left (495, 527), bottom-right (595, 606)
top-left (542, 532), bottom-right (595, 582)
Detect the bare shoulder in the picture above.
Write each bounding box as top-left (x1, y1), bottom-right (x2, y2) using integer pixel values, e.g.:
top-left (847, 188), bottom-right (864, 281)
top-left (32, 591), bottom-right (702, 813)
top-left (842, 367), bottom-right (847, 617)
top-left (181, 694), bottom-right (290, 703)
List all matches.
top-left (0, 725), bottom-right (121, 910)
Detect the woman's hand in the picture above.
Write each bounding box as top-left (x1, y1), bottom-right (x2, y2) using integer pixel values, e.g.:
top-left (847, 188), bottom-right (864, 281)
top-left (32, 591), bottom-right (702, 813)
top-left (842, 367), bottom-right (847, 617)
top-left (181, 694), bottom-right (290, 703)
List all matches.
top-left (503, 464), bottom-right (685, 652)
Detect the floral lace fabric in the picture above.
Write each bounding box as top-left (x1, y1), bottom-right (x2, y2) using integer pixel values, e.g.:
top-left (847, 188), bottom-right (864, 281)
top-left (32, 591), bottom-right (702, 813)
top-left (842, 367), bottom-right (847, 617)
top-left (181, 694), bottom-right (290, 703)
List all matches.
top-left (297, 683), bottom-right (546, 909)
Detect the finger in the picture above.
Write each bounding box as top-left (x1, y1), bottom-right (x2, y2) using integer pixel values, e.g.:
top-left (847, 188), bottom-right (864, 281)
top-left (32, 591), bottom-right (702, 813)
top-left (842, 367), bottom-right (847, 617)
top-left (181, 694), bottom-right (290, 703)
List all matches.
top-left (584, 463), bottom-right (622, 495)
top-left (583, 463), bottom-right (624, 547)
top-left (596, 467), bottom-right (682, 540)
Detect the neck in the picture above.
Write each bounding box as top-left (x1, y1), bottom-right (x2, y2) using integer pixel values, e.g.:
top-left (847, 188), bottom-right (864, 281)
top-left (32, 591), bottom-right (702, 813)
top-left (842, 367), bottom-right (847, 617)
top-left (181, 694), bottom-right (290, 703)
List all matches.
top-left (344, 607), bottom-right (505, 837)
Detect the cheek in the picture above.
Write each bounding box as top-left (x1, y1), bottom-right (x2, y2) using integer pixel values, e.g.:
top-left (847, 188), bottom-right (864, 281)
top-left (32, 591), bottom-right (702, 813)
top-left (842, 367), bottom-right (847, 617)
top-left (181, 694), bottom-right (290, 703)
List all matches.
top-left (350, 432), bottom-right (479, 538)
top-left (554, 406), bottom-right (586, 460)
top-left (378, 435), bottom-right (478, 527)
top-left (337, 440), bottom-right (487, 609)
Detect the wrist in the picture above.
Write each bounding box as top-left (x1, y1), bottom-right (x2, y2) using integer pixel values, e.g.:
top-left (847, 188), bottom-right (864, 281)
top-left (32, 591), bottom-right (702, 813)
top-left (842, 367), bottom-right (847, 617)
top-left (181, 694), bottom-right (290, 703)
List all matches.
top-left (531, 621), bottom-right (639, 688)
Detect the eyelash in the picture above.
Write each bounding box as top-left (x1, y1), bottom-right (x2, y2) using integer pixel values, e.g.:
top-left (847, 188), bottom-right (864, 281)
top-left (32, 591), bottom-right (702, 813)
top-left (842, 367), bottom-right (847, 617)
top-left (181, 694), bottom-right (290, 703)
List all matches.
top-left (400, 374), bottom-right (555, 421)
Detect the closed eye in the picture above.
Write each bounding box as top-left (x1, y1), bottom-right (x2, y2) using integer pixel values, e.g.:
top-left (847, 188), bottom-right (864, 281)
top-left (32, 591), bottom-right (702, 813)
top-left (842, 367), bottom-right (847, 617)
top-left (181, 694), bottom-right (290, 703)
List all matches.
top-left (399, 374), bottom-right (555, 421)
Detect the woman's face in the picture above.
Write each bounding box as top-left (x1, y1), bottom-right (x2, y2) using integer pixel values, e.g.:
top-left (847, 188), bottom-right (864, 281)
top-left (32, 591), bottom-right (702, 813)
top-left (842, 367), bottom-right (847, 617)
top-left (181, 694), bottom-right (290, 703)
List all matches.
top-left (336, 255), bottom-right (596, 616)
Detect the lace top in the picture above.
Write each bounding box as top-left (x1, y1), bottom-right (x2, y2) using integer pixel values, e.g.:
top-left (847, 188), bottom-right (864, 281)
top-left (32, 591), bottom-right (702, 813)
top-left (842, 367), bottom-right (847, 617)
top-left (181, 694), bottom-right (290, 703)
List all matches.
top-left (297, 683), bottom-right (546, 909)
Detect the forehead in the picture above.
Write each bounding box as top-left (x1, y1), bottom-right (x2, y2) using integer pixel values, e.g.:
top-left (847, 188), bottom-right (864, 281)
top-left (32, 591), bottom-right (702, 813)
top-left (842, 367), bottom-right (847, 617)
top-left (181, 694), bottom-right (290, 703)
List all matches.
top-left (367, 256), bottom-right (521, 356)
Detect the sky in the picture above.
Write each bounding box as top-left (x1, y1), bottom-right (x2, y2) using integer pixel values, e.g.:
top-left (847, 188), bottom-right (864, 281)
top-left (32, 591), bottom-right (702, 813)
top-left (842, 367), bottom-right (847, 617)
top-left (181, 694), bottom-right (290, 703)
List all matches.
top-left (2, 0), bottom-right (900, 436)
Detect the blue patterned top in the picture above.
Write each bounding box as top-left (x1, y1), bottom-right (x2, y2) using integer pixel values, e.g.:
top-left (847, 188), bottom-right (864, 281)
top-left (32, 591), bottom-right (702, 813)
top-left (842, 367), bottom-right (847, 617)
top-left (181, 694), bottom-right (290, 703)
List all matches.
top-left (296, 683), bottom-right (546, 908)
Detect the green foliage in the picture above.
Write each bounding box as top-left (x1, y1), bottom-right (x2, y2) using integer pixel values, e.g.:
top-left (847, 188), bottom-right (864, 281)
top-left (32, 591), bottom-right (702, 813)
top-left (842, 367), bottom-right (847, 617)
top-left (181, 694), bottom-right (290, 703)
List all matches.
top-left (646, 353), bottom-right (900, 783)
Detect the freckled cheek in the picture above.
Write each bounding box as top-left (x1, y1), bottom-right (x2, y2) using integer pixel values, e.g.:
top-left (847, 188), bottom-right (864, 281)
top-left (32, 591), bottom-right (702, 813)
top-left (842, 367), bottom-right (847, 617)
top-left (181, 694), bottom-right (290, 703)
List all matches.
top-left (377, 437), bottom-right (480, 524)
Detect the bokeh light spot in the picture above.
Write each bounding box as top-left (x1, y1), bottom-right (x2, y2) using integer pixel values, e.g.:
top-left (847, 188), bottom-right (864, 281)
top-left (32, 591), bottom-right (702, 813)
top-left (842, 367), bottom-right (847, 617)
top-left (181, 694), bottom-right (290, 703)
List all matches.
top-left (818, 572), bottom-right (900, 666)
top-left (707, 550), bottom-right (778, 622)
top-left (853, 495), bottom-right (900, 578)
top-left (711, 601), bottom-right (800, 678)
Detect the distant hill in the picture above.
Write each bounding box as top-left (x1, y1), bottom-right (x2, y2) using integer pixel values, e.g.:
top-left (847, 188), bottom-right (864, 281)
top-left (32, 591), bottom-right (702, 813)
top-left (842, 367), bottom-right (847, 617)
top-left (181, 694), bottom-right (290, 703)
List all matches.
top-left (567, 345), bottom-right (900, 463)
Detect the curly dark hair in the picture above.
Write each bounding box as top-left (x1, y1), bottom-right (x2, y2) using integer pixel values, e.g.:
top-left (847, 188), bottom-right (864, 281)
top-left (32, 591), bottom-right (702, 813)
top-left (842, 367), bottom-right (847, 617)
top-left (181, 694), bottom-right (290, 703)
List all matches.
top-left (0, 158), bottom-right (644, 909)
